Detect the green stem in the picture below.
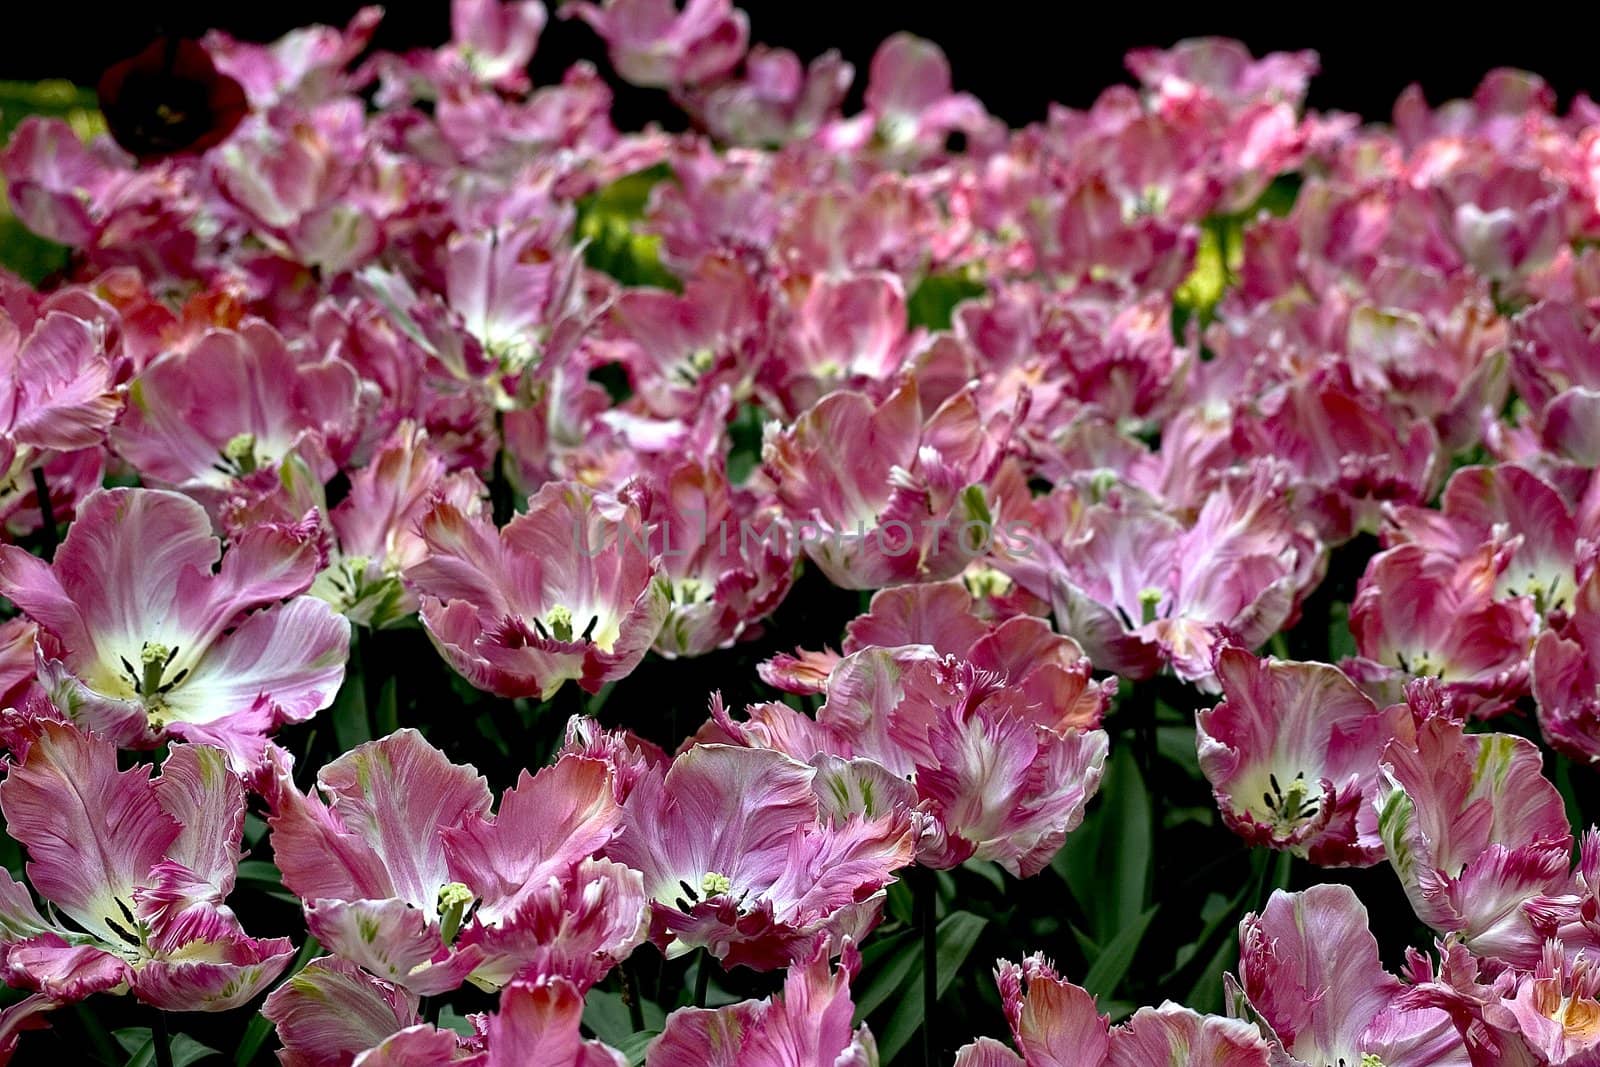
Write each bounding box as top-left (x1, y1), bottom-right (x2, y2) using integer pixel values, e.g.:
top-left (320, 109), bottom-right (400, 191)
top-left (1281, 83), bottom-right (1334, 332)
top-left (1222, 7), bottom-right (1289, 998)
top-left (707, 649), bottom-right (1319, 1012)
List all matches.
top-left (694, 950), bottom-right (712, 1008)
top-left (489, 410), bottom-right (514, 527)
top-left (1123, 680), bottom-right (1163, 848)
top-left (916, 867), bottom-right (938, 1067)
top-left (72, 1003), bottom-right (117, 1065)
top-left (1250, 847), bottom-right (1293, 912)
top-left (623, 959), bottom-right (646, 1032)
top-left (152, 1009), bottom-right (174, 1067)
top-left (31, 466), bottom-right (55, 559)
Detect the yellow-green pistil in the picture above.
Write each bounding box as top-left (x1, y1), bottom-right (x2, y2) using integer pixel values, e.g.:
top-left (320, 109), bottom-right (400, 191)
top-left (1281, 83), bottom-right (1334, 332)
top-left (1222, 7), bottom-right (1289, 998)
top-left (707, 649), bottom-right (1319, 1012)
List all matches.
top-left (222, 432), bottom-right (259, 476)
top-left (119, 640), bottom-right (188, 703)
top-left (437, 881), bottom-right (474, 946)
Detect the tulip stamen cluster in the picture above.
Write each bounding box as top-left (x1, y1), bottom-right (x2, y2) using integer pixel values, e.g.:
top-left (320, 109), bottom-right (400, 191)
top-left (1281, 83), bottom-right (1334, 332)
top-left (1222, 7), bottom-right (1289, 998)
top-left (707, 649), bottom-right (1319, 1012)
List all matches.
top-left (117, 641), bottom-right (189, 710)
top-left (105, 896), bottom-right (151, 956)
top-left (1260, 770), bottom-right (1320, 832)
top-left (219, 431), bottom-right (260, 476)
top-left (436, 882), bottom-right (477, 947)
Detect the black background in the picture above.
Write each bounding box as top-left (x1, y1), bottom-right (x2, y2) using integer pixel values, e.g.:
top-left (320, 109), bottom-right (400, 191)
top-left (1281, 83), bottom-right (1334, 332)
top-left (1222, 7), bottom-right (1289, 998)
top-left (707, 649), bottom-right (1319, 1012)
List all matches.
top-left (4, 1), bottom-right (1598, 128)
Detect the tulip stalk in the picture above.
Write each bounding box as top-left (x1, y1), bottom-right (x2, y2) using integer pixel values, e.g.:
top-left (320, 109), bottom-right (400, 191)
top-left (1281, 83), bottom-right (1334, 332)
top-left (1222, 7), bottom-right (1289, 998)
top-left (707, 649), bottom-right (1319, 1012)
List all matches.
top-left (30, 466), bottom-right (53, 557)
top-left (152, 1009), bottom-right (173, 1067)
top-left (622, 960), bottom-right (646, 1032)
top-left (916, 865), bottom-right (937, 1067)
top-left (694, 949), bottom-right (712, 1008)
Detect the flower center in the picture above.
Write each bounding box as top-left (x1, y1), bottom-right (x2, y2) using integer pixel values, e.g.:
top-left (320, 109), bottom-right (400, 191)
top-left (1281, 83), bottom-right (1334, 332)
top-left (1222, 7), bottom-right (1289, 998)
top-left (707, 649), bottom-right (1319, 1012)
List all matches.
top-left (119, 641), bottom-right (188, 707)
top-left (437, 881), bottom-right (475, 946)
top-left (670, 578), bottom-right (711, 605)
top-left (964, 567), bottom-right (1012, 600)
top-left (1394, 649), bottom-right (1442, 678)
top-left (1260, 771), bottom-right (1319, 832)
top-left (668, 871), bottom-right (737, 912)
top-left (539, 604), bottom-right (575, 642)
top-left (220, 432), bottom-right (259, 476)
top-left (1138, 587), bottom-right (1164, 625)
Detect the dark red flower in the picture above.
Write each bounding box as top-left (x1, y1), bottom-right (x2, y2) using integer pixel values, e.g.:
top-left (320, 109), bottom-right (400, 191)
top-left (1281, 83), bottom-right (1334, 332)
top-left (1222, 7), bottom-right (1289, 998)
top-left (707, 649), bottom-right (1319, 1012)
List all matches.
top-left (96, 37), bottom-right (248, 162)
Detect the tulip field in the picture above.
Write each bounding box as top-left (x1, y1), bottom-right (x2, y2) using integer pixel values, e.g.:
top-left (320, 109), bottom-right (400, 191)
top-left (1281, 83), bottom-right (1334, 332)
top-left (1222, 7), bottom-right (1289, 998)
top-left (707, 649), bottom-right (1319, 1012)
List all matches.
top-left (0, 2), bottom-right (1598, 1064)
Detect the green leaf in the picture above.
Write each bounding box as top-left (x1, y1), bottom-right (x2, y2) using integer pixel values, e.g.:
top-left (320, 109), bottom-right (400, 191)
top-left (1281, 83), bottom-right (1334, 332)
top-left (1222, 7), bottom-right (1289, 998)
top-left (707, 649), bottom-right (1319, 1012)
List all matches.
top-left (0, 80), bottom-right (101, 285)
top-left (1557, 757), bottom-right (1588, 853)
top-left (1174, 224), bottom-right (1227, 319)
top-left (1168, 891), bottom-right (1233, 975)
top-left (725, 402), bottom-right (766, 486)
top-left (577, 163), bottom-right (671, 220)
top-left (1056, 746), bottom-right (1151, 943)
top-left (874, 911), bottom-right (988, 1065)
top-left (475, 711), bottom-right (511, 757)
top-left (1154, 724), bottom-right (1203, 779)
top-left (1327, 601), bottom-right (1359, 662)
top-left (114, 1029), bottom-right (218, 1066)
top-left (236, 1014), bottom-right (274, 1067)
top-left (960, 858), bottom-right (1007, 893)
top-left (0, 829), bottom-right (21, 879)
top-left (1183, 925), bottom-right (1239, 1016)
top-left (0, 215), bottom-right (69, 286)
top-left (234, 859), bottom-right (298, 905)
top-left (74, 1003), bottom-right (120, 1064)
top-left (583, 989), bottom-right (665, 1044)
top-left (1067, 922), bottom-right (1100, 963)
top-left (851, 928), bottom-right (919, 1022)
top-left (1249, 173), bottom-right (1302, 218)
top-left (573, 164), bottom-right (679, 290)
top-left (436, 1005), bottom-right (477, 1038)
top-left (374, 675), bottom-right (400, 737)
top-left (1081, 905), bottom-right (1157, 998)
top-left (883, 880), bottom-right (914, 928)
top-left (236, 937), bottom-right (321, 1066)
top-left (235, 860), bottom-right (283, 887)
top-left (0, 79), bottom-right (100, 142)
top-left (328, 655), bottom-right (371, 751)
top-left (907, 271), bottom-right (987, 330)
top-left (616, 1031), bottom-right (657, 1067)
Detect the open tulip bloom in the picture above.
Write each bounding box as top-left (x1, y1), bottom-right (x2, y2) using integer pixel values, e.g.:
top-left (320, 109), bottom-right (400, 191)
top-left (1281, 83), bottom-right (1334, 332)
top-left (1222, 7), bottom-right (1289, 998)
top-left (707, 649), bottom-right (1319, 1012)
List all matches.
top-left (5, 4), bottom-right (1600, 1065)
top-left (0, 487), bottom-right (350, 765)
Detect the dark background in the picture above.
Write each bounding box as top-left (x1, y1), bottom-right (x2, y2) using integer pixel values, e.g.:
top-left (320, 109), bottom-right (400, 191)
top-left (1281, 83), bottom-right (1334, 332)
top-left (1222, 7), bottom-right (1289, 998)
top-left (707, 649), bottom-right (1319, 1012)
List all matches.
top-left (3, 1), bottom-right (1597, 128)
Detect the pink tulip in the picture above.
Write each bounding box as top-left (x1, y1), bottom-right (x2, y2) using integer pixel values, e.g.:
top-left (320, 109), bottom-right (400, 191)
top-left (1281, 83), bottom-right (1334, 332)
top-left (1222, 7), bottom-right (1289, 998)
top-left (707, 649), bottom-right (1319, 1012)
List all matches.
top-left (267, 728), bottom-right (647, 994)
top-left (647, 937), bottom-right (875, 1066)
top-left (1199, 646), bottom-right (1409, 865)
top-left (604, 744), bottom-right (914, 970)
top-left (0, 720), bottom-right (294, 1051)
top-left (0, 487), bottom-right (349, 762)
top-left (952, 953), bottom-right (1274, 1066)
top-left (405, 480), bottom-right (669, 699)
top-left (566, 0), bottom-right (748, 89)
